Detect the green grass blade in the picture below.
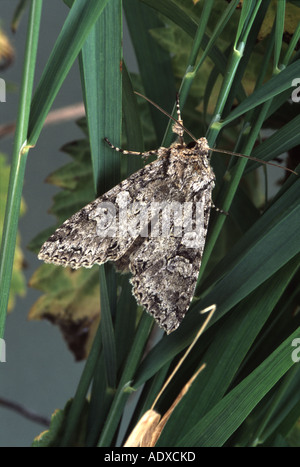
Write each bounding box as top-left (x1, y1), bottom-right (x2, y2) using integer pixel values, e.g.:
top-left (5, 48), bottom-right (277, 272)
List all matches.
top-left (79, 0), bottom-right (122, 430)
top-left (59, 322), bottom-right (103, 447)
top-left (133, 178), bottom-right (300, 387)
top-left (221, 59), bottom-right (300, 126)
top-left (207, 0), bottom-right (262, 136)
top-left (249, 366), bottom-right (299, 446)
top-left (122, 62), bottom-right (144, 175)
top-left (221, 0), bottom-right (271, 119)
top-left (168, 327), bottom-right (300, 447)
top-left (124, 0), bottom-right (176, 143)
top-left (282, 20), bottom-right (300, 66)
top-left (114, 274), bottom-right (138, 371)
top-left (233, 0), bottom-right (255, 48)
top-left (11, 0), bottom-right (31, 32)
top-left (80, 0), bottom-right (122, 388)
top-left (141, 0), bottom-right (198, 40)
top-left (98, 265), bottom-right (117, 388)
top-left (274, 0), bottom-right (285, 71)
top-left (85, 356), bottom-right (114, 447)
top-left (245, 113), bottom-right (300, 172)
top-left (153, 254), bottom-right (300, 446)
top-left (27, 0), bottom-right (110, 146)
top-left (0, 0), bottom-right (42, 338)
top-left (262, 371), bottom-right (300, 445)
top-left (57, 0), bottom-right (122, 446)
top-left (81, 0), bottom-right (122, 195)
top-left (97, 313), bottom-right (153, 446)
top-left (194, 179), bottom-right (300, 318)
top-left (162, 0), bottom-right (240, 145)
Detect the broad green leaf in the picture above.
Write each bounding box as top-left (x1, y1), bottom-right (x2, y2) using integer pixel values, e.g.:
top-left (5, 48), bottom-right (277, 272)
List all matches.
top-left (29, 264), bottom-right (100, 361)
top-left (28, 126), bottom-right (98, 360)
top-left (80, 0), bottom-right (123, 390)
top-left (32, 406), bottom-right (67, 447)
top-left (32, 399), bottom-right (89, 447)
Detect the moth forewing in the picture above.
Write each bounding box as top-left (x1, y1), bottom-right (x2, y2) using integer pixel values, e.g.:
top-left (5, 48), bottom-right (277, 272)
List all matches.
top-left (42, 89), bottom-right (299, 333)
top-left (38, 129), bottom-right (214, 333)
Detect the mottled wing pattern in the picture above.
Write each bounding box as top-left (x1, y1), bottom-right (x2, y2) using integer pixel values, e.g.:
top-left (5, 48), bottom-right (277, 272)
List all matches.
top-left (38, 136), bottom-right (215, 333)
top-left (128, 186), bottom-right (214, 333)
top-left (38, 156), bottom-right (168, 269)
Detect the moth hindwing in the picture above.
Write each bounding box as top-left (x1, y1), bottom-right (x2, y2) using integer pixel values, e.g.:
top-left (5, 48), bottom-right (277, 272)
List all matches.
top-left (38, 96), bottom-right (215, 334)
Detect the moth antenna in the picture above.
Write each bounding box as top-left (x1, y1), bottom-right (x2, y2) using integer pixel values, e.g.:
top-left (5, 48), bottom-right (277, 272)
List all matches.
top-left (211, 147), bottom-right (298, 175)
top-left (173, 93), bottom-right (184, 145)
top-left (134, 91), bottom-right (298, 176)
top-left (134, 91), bottom-right (198, 144)
top-left (176, 93), bottom-right (182, 122)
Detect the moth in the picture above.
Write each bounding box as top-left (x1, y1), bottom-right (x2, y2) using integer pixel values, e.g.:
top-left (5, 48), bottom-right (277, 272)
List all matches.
top-left (38, 93), bottom-right (296, 334)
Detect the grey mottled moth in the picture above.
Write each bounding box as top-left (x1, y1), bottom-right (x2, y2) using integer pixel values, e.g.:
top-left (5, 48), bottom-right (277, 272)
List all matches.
top-left (38, 93), bottom-right (296, 334)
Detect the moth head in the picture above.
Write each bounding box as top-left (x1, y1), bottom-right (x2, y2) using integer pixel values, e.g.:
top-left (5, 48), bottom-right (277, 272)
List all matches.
top-left (186, 137), bottom-right (210, 156)
top-left (197, 137), bottom-right (210, 154)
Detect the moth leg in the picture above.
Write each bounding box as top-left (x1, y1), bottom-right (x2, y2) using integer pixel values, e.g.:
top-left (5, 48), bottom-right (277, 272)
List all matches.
top-left (104, 137), bottom-right (157, 159)
top-left (211, 202), bottom-right (228, 216)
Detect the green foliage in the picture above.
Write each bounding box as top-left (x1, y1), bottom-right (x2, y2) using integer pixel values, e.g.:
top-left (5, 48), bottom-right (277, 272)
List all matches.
top-left (1, 0), bottom-right (300, 447)
top-left (32, 399), bottom-right (89, 447)
top-left (27, 125), bottom-right (101, 360)
top-left (0, 154), bottom-right (26, 311)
